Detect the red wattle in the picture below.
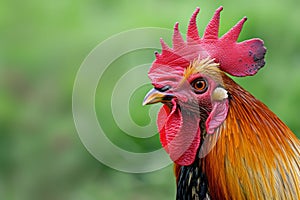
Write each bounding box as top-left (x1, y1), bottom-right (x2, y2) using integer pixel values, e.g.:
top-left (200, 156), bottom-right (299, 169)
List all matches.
top-left (157, 103), bottom-right (201, 166)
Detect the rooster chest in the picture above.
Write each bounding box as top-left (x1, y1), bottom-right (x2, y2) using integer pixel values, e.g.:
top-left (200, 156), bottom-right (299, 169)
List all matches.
top-left (176, 159), bottom-right (210, 200)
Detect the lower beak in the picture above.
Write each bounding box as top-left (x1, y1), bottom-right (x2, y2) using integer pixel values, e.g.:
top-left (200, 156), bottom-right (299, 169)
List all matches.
top-left (142, 88), bottom-right (174, 106)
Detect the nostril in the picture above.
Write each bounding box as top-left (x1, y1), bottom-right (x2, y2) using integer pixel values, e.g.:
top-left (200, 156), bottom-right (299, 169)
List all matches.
top-left (156, 85), bottom-right (171, 92)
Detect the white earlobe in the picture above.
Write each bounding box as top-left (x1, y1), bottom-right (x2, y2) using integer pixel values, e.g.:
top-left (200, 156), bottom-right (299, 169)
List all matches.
top-left (212, 87), bottom-right (228, 101)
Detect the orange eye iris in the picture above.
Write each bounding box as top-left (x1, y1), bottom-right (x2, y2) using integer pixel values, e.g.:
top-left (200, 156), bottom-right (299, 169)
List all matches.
top-left (191, 78), bottom-right (208, 93)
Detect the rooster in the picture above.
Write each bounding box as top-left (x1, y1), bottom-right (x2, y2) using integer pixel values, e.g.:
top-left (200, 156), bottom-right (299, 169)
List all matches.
top-left (143, 6), bottom-right (300, 200)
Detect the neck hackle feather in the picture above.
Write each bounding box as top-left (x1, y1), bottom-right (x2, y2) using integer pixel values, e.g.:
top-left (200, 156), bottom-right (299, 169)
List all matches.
top-left (203, 75), bottom-right (300, 199)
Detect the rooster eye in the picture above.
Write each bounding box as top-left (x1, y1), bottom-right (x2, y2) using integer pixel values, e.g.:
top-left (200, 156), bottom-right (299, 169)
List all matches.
top-left (191, 78), bottom-right (208, 93)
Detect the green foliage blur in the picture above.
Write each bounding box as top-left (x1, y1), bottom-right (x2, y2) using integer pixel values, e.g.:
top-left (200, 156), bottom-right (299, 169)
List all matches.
top-left (1, 0), bottom-right (299, 199)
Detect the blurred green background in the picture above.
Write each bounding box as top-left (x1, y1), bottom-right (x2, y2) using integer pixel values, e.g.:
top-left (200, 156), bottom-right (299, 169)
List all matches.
top-left (1, 0), bottom-right (300, 199)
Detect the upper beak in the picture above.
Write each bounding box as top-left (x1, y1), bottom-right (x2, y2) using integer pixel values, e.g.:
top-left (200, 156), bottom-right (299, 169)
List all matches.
top-left (142, 88), bottom-right (174, 106)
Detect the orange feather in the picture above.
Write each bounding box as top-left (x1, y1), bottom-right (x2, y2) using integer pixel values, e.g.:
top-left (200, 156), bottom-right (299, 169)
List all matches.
top-left (201, 75), bottom-right (300, 199)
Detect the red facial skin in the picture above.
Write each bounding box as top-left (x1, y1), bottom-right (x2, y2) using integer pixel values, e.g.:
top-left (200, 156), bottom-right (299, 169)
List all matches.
top-left (156, 73), bottom-right (228, 166)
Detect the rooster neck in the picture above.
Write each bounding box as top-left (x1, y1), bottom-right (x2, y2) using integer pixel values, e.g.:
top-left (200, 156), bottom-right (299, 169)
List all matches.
top-left (175, 131), bottom-right (210, 200)
top-left (176, 158), bottom-right (210, 200)
top-left (202, 75), bottom-right (300, 200)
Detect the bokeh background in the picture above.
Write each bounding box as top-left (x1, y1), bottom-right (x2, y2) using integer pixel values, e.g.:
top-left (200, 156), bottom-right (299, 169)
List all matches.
top-left (1, 0), bottom-right (300, 199)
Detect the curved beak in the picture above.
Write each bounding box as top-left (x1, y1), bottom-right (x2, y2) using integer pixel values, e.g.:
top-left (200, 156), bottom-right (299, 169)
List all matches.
top-left (142, 88), bottom-right (174, 106)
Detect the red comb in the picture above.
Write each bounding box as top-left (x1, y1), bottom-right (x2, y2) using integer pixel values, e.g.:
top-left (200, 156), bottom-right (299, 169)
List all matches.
top-left (152, 6), bottom-right (266, 77)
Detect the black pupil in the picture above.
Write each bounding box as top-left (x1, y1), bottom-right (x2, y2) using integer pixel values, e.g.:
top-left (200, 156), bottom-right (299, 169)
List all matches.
top-left (195, 81), bottom-right (204, 89)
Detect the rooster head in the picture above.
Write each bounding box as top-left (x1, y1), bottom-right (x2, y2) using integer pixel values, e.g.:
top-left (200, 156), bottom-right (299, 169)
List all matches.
top-left (143, 6), bottom-right (266, 166)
